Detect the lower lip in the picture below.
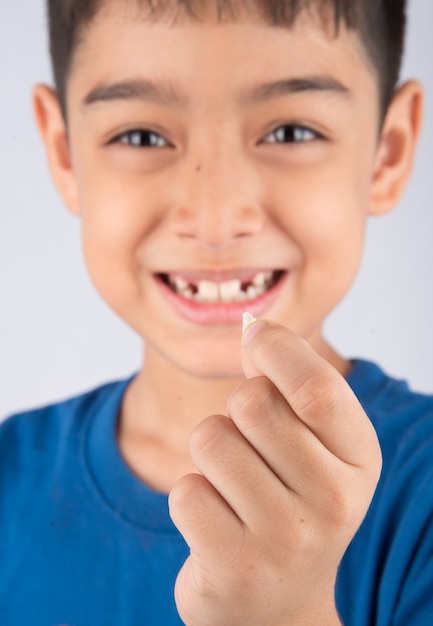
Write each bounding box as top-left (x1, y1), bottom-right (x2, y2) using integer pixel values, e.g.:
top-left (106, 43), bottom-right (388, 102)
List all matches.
top-left (154, 273), bottom-right (288, 326)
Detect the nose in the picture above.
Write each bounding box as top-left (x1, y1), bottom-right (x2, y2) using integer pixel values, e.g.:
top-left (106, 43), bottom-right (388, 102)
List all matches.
top-left (169, 146), bottom-right (265, 250)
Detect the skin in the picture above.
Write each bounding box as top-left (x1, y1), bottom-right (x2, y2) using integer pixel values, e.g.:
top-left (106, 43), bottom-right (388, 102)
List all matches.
top-left (33, 1), bottom-right (423, 623)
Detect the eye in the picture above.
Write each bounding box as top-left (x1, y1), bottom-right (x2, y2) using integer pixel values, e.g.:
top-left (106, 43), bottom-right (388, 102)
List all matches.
top-left (113, 129), bottom-right (170, 148)
top-left (263, 124), bottom-right (320, 144)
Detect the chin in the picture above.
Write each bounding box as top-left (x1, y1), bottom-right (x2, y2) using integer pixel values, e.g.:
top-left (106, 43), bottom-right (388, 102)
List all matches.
top-left (182, 355), bottom-right (244, 381)
top-left (172, 340), bottom-right (244, 381)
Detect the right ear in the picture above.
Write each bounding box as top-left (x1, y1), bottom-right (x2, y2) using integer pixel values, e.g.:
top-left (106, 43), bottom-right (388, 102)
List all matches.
top-left (32, 84), bottom-right (81, 216)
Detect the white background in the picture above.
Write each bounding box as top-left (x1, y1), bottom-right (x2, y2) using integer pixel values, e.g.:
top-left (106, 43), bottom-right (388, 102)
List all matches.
top-left (1, 0), bottom-right (432, 419)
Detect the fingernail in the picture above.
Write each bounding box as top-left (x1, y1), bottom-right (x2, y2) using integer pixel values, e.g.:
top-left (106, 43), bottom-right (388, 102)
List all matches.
top-left (242, 312), bottom-right (268, 345)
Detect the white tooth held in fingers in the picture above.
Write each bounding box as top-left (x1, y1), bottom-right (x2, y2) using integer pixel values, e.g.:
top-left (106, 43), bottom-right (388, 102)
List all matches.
top-left (219, 279), bottom-right (242, 302)
top-left (242, 311), bottom-right (257, 331)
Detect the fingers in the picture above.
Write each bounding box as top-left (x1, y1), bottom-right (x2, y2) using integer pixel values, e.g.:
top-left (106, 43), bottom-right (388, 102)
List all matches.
top-left (168, 413), bottom-right (321, 579)
top-left (169, 318), bottom-right (382, 626)
top-left (241, 319), bottom-right (382, 474)
top-left (226, 374), bottom-right (343, 500)
top-left (181, 413), bottom-right (292, 533)
top-left (169, 470), bottom-right (244, 564)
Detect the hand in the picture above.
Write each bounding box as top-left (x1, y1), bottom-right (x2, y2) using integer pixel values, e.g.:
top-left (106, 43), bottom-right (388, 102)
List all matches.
top-left (169, 320), bottom-right (382, 626)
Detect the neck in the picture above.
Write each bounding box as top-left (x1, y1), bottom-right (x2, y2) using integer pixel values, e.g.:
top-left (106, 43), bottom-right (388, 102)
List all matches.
top-left (125, 346), bottom-right (243, 444)
top-left (118, 344), bottom-right (245, 492)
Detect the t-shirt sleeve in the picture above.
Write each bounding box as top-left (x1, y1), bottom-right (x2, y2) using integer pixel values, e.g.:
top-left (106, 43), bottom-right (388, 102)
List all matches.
top-left (392, 471), bottom-right (433, 625)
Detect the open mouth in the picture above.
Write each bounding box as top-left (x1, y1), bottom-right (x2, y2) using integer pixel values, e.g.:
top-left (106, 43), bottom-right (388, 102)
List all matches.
top-left (157, 270), bottom-right (286, 304)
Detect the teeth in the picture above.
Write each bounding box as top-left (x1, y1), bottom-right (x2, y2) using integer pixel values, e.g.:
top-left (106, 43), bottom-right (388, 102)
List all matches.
top-left (197, 280), bottom-right (219, 302)
top-left (172, 276), bottom-right (189, 291)
top-left (168, 271), bottom-right (278, 303)
top-left (246, 285), bottom-right (259, 299)
top-left (219, 279), bottom-right (242, 302)
top-left (170, 276), bottom-right (194, 299)
top-left (252, 271), bottom-right (269, 288)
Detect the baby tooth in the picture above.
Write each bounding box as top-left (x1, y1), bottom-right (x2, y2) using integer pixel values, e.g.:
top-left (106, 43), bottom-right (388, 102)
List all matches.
top-left (181, 286), bottom-right (194, 299)
top-left (234, 290), bottom-right (247, 302)
top-left (198, 280), bottom-right (220, 302)
top-left (242, 312), bottom-right (256, 331)
top-left (173, 276), bottom-right (189, 291)
top-left (252, 272), bottom-right (267, 288)
top-left (246, 285), bottom-right (260, 299)
top-left (219, 279), bottom-right (242, 302)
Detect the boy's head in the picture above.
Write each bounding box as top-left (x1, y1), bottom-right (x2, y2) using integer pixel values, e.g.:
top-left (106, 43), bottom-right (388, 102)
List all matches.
top-left (34, 0), bottom-right (422, 379)
top-left (48, 0), bottom-right (407, 123)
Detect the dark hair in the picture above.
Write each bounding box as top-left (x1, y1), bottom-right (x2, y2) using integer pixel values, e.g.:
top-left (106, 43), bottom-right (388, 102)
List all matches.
top-left (47, 0), bottom-right (407, 122)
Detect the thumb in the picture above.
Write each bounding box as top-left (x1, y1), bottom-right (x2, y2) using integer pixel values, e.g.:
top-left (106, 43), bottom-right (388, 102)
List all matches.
top-left (241, 312), bottom-right (269, 379)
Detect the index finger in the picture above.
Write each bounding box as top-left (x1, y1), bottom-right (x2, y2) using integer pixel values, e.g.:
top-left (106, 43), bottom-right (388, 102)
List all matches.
top-left (242, 318), bottom-right (381, 471)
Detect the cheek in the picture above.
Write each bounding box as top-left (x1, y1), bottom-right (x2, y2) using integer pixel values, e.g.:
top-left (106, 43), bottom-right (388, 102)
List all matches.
top-left (278, 175), bottom-right (367, 257)
top-left (271, 159), bottom-right (371, 305)
top-left (72, 137), bottom-right (163, 244)
top-left (282, 122), bottom-right (376, 235)
top-left (76, 180), bottom-right (156, 311)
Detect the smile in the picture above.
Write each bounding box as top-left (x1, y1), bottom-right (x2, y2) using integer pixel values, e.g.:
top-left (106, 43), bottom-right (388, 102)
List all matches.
top-left (158, 270), bottom-right (285, 304)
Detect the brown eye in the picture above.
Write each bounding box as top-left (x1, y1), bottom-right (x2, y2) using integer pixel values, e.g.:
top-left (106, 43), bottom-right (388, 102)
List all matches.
top-left (264, 125), bottom-right (319, 144)
top-left (116, 130), bottom-right (169, 148)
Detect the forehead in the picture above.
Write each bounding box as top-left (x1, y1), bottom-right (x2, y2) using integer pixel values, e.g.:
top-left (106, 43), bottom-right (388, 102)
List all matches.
top-left (69, 0), bottom-right (376, 110)
top-left (95, 0), bottom-right (338, 26)
top-left (74, 0), bottom-right (368, 58)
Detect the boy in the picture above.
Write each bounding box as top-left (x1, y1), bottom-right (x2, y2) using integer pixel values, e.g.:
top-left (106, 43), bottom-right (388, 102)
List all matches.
top-left (0, 0), bottom-right (431, 624)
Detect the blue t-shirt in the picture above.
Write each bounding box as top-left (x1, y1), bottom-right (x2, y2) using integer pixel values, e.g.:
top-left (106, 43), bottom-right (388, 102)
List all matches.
top-left (0, 360), bottom-right (432, 625)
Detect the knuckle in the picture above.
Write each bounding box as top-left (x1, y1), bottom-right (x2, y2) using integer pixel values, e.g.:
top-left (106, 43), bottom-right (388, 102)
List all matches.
top-left (228, 376), bottom-right (280, 429)
top-left (168, 473), bottom-right (203, 522)
top-left (169, 472), bottom-right (204, 506)
top-left (189, 413), bottom-right (233, 459)
top-left (254, 324), bottom-right (287, 356)
top-left (321, 480), bottom-right (361, 531)
top-left (291, 371), bottom-right (339, 419)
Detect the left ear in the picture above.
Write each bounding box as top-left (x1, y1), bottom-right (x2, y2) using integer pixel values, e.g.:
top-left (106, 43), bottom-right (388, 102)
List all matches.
top-left (369, 80), bottom-right (424, 216)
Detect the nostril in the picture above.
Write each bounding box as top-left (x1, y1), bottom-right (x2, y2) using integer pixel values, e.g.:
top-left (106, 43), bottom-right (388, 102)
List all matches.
top-left (168, 194), bottom-right (264, 246)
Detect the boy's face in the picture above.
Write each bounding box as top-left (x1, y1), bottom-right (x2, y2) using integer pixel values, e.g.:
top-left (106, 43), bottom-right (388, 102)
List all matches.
top-left (61, 1), bottom-right (383, 378)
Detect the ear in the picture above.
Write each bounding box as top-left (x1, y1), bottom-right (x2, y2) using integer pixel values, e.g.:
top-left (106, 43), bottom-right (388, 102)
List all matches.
top-left (369, 80), bottom-right (423, 216)
top-left (32, 84), bottom-right (81, 216)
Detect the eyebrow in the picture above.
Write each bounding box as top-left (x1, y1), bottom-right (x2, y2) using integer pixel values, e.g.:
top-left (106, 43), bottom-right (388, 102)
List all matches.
top-left (82, 75), bottom-right (350, 109)
top-left (82, 79), bottom-right (188, 108)
top-left (243, 76), bottom-right (351, 104)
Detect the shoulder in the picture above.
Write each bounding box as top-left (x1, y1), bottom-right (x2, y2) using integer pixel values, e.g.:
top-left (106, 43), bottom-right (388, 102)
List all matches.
top-left (348, 359), bottom-right (433, 532)
top-left (348, 359), bottom-right (433, 535)
top-left (338, 361), bottom-right (433, 624)
top-left (347, 359), bottom-right (433, 448)
top-left (0, 378), bottom-right (130, 476)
